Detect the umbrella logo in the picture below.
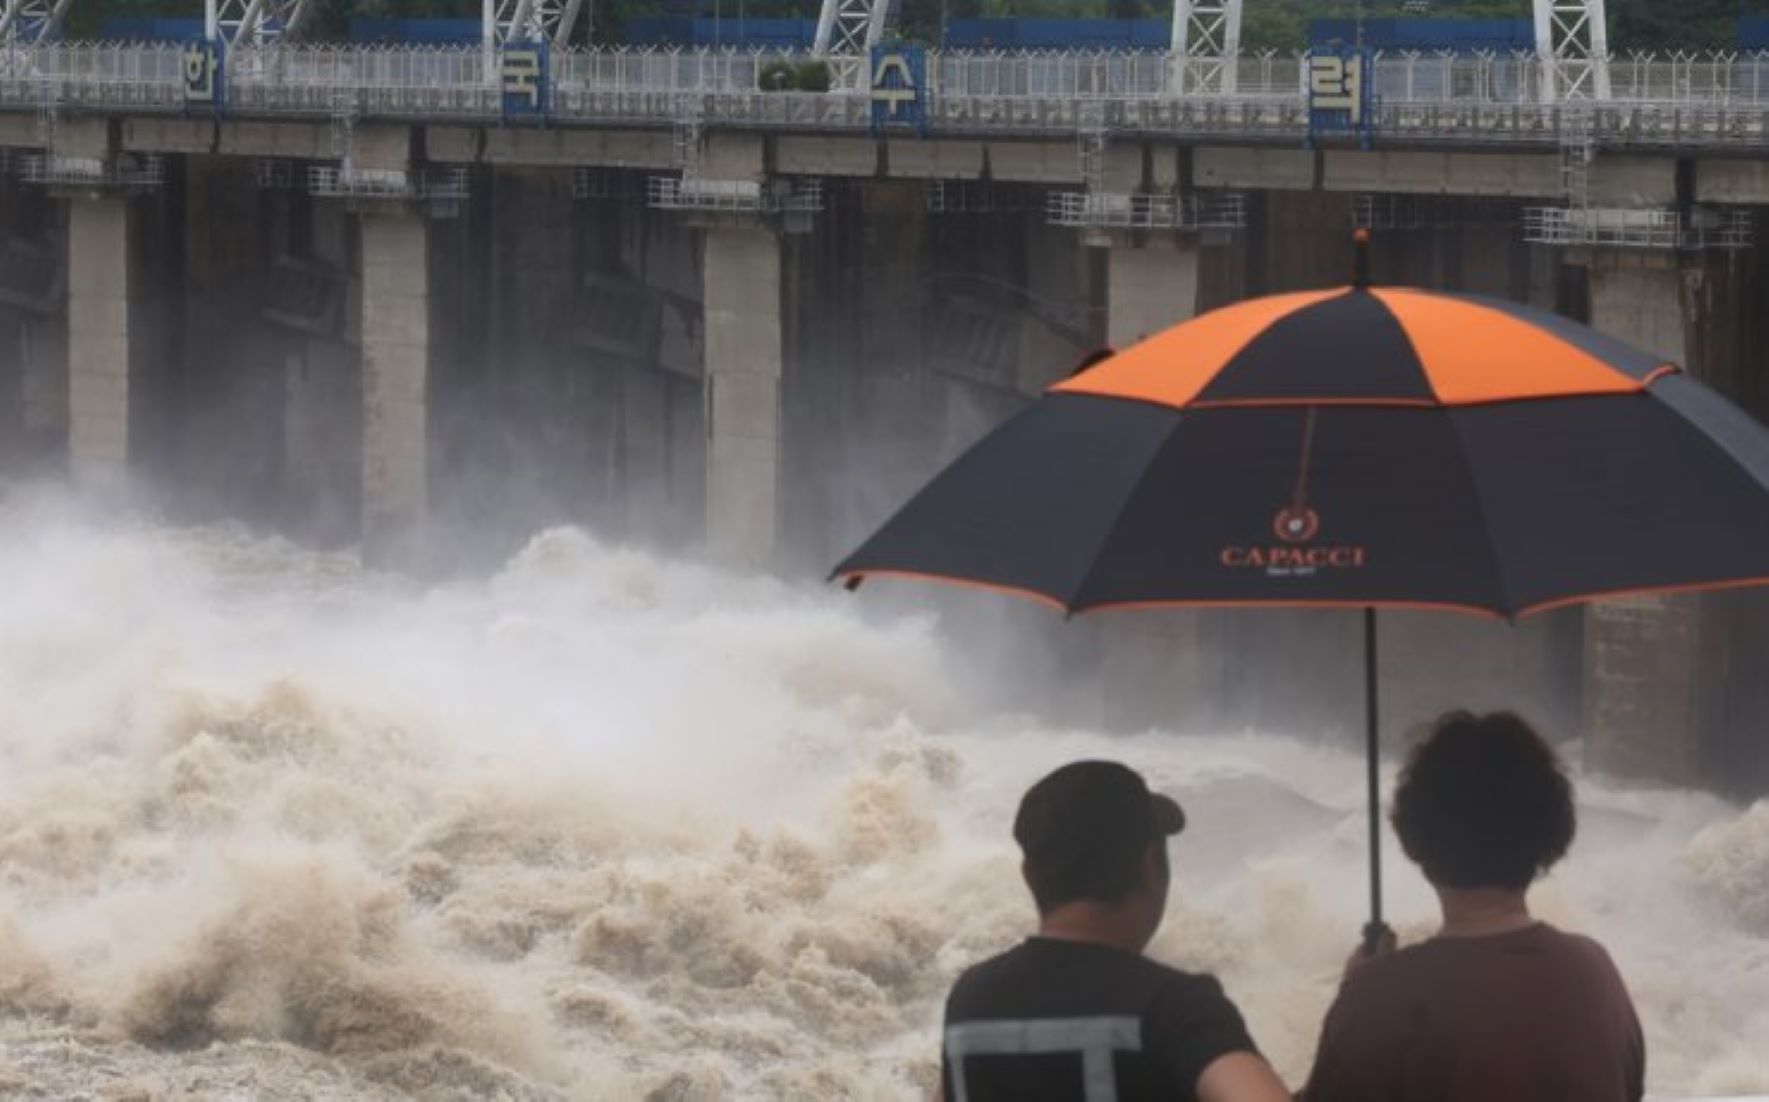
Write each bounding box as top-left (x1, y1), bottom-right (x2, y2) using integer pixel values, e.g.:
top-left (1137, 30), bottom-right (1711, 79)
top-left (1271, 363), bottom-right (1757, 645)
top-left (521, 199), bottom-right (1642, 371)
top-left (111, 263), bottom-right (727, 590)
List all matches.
top-left (1220, 410), bottom-right (1367, 577)
top-left (1274, 505), bottom-right (1321, 544)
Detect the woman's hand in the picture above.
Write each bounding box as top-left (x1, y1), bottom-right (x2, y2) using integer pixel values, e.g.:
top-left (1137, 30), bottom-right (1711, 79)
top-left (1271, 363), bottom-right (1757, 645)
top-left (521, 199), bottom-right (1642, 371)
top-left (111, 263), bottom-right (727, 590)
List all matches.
top-left (1342, 923), bottom-right (1398, 982)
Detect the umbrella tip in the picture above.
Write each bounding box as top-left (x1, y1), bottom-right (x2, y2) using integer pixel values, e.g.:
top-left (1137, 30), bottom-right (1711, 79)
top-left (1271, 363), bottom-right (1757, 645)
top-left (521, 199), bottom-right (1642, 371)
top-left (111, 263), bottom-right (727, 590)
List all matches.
top-left (1353, 228), bottom-right (1372, 290)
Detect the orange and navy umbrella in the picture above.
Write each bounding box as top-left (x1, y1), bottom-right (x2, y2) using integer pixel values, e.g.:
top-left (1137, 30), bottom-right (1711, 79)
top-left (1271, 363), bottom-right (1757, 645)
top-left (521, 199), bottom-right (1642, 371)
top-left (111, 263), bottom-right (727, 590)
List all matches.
top-left (837, 286), bottom-right (1769, 619)
top-left (834, 259), bottom-right (1769, 943)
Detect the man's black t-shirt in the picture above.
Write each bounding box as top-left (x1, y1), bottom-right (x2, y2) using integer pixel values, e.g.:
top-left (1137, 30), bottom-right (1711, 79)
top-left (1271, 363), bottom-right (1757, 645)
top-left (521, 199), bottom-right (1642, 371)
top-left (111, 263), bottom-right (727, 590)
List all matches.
top-left (941, 938), bottom-right (1257, 1102)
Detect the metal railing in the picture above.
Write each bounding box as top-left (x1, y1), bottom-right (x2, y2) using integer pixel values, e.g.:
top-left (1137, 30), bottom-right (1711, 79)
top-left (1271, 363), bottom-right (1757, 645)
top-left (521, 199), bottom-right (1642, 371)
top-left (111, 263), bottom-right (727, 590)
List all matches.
top-left (17, 150), bottom-right (164, 189)
top-left (646, 173), bottom-right (823, 213)
top-left (1046, 189), bottom-right (1247, 230)
top-left (1522, 205), bottom-right (1753, 248)
top-left (307, 163), bottom-right (470, 200)
top-left (0, 42), bottom-right (184, 112)
top-left (0, 43), bottom-right (1767, 149)
top-left (541, 46), bottom-right (1769, 107)
top-left (228, 44), bottom-right (500, 119)
top-left (555, 46), bottom-right (800, 95)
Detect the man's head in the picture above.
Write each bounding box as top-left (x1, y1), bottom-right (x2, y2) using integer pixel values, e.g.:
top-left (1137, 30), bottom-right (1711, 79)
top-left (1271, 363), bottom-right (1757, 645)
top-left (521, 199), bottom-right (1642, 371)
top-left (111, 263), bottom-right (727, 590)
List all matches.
top-left (1391, 711), bottom-right (1576, 892)
top-left (1014, 761), bottom-right (1186, 945)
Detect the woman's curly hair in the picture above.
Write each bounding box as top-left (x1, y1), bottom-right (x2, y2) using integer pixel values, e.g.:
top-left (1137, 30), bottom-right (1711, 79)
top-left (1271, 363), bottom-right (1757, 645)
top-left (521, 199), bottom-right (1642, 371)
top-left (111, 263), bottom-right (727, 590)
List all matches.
top-left (1391, 711), bottom-right (1577, 891)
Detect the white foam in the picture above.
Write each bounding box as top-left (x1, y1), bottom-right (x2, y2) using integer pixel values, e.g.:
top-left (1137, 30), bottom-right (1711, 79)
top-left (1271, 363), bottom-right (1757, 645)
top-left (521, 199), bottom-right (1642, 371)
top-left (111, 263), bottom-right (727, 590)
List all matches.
top-left (0, 491), bottom-right (1763, 1097)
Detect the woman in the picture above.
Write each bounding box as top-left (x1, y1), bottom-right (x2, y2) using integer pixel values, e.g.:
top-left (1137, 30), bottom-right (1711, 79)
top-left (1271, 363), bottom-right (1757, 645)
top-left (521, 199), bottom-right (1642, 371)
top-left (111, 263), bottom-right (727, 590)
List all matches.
top-left (1304, 711), bottom-right (1644, 1102)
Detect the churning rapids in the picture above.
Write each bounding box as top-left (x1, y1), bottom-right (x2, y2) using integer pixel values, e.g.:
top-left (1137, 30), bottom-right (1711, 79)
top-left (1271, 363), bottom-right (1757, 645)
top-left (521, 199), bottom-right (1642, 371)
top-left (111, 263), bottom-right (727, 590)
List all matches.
top-left (0, 491), bottom-right (1766, 1101)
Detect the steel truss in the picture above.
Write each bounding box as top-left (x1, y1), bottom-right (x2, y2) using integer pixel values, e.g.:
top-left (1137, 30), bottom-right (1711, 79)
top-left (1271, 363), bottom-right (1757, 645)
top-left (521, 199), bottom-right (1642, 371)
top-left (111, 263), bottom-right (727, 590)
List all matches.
top-left (0, 0), bottom-right (72, 44)
top-left (485, 0), bottom-right (590, 47)
top-left (206, 0), bottom-right (310, 46)
top-left (814, 0), bottom-right (890, 57)
top-left (1534, 0), bottom-right (1611, 100)
top-left (1172, 0), bottom-right (1242, 95)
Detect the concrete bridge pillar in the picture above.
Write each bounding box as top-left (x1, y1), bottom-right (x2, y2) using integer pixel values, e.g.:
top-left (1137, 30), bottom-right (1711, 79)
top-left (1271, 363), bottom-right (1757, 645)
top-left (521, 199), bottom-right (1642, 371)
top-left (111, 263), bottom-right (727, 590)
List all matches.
top-left (1105, 237), bottom-right (1201, 348)
top-left (65, 195), bottom-right (134, 489)
top-left (359, 207), bottom-right (431, 568)
top-left (702, 224), bottom-right (783, 570)
top-left (282, 197), bottom-right (360, 546)
top-left (1581, 251), bottom-right (1703, 784)
top-left (1099, 237), bottom-right (1218, 732)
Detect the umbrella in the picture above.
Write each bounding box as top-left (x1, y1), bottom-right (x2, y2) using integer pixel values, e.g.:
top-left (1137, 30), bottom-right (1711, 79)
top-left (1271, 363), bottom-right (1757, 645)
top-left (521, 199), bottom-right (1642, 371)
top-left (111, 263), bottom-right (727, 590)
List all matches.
top-left (833, 241), bottom-right (1769, 948)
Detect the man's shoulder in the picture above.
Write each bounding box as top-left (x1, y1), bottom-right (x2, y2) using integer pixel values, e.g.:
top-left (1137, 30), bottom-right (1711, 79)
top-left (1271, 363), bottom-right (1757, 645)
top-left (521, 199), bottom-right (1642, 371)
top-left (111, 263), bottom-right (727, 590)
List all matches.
top-left (948, 940), bottom-right (1228, 1017)
top-left (945, 941), bottom-right (1038, 1006)
top-left (948, 940), bottom-right (1034, 985)
top-left (955, 938), bottom-right (1216, 980)
top-left (1139, 954), bottom-right (1225, 987)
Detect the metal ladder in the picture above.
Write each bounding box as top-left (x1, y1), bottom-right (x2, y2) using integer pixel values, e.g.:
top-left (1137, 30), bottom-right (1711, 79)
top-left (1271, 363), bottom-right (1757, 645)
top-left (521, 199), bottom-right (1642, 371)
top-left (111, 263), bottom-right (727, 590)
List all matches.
top-left (672, 95), bottom-right (704, 177)
top-left (1560, 103), bottom-right (1593, 217)
top-left (1077, 100), bottom-right (1107, 196)
top-left (330, 91), bottom-right (356, 163)
top-left (34, 75), bottom-right (56, 151)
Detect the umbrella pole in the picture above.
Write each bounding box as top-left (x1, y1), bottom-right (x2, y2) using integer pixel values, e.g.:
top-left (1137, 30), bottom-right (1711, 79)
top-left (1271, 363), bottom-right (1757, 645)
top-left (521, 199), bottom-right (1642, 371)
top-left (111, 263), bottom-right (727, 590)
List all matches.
top-left (1363, 606), bottom-right (1389, 953)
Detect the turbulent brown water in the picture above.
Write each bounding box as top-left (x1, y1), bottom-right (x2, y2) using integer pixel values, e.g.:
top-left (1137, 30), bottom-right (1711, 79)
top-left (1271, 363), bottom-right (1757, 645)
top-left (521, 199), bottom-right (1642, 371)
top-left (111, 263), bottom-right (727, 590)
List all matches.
top-left (1, 490), bottom-right (1766, 1100)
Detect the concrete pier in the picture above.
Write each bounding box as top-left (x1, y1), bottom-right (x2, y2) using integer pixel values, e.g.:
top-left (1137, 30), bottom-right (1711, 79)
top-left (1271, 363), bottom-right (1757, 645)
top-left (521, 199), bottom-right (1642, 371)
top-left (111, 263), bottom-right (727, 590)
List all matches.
top-left (281, 195), bottom-right (360, 545)
top-left (359, 208), bottom-right (430, 568)
top-left (65, 196), bottom-right (132, 487)
top-left (1106, 239), bottom-right (1201, 348)
top-left (1588, 253), bottom-right (1690, 368)
top-left (1581, 252), bottom-right (1702, 783)
top-left (1100, 237), bottom-right (1216, 732)
top-left (702, 225), bottom-right (783, 569)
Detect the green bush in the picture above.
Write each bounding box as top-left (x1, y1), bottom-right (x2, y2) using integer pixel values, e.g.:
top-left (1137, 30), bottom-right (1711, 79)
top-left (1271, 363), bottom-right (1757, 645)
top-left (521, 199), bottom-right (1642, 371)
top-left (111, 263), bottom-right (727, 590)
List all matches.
top-left (794, 61), bottom-right (832, 92)
top-left (759, 60), bottom-right (798, 91)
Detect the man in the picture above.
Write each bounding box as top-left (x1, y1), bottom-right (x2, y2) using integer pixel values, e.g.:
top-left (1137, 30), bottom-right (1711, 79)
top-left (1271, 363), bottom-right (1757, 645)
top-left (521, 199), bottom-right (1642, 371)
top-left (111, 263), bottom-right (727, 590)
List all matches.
top-left (1304, 711), bottom-right (1645, 1102)
top-left (941, 760), bottom-right (1291, 1102)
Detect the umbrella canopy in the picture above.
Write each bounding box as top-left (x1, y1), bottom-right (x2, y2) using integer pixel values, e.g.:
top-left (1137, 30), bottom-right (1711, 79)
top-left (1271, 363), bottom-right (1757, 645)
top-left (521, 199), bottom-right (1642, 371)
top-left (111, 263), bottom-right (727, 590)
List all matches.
top-left (833, 277), bottom-right (1769, 946)
top-left (835, 286), bottom-right (1769, 618)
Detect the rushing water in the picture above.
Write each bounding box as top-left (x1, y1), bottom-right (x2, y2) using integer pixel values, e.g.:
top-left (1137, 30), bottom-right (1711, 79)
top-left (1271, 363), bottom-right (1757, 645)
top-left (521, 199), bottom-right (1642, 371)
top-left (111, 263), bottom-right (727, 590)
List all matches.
top-left (0, 489), bottom-right (1765, 1100)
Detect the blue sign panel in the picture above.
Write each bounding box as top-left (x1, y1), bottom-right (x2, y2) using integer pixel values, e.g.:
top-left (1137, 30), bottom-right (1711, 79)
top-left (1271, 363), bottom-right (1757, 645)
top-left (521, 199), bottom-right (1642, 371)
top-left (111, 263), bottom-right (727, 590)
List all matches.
top-left (182, 37), bottom-right (223, 110)
top-left (501, 42), bottom-right (549, 120)
top-left (1307, 49), bottom-right (1373, 145)
top-left (870, 45), bottom-right (926, 135)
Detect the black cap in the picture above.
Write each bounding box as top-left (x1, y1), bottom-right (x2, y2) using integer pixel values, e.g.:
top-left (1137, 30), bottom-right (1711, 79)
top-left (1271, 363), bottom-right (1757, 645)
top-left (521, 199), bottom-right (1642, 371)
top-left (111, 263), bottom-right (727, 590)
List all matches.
top-left (1013, 761), bottom-right (1186, 865)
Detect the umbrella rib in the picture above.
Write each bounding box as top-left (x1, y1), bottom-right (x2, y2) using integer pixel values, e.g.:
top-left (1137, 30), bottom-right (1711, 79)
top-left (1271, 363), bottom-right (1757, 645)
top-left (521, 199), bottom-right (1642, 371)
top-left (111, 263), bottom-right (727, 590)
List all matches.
top-left (1648, 375), bottom-right (1769, 496)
